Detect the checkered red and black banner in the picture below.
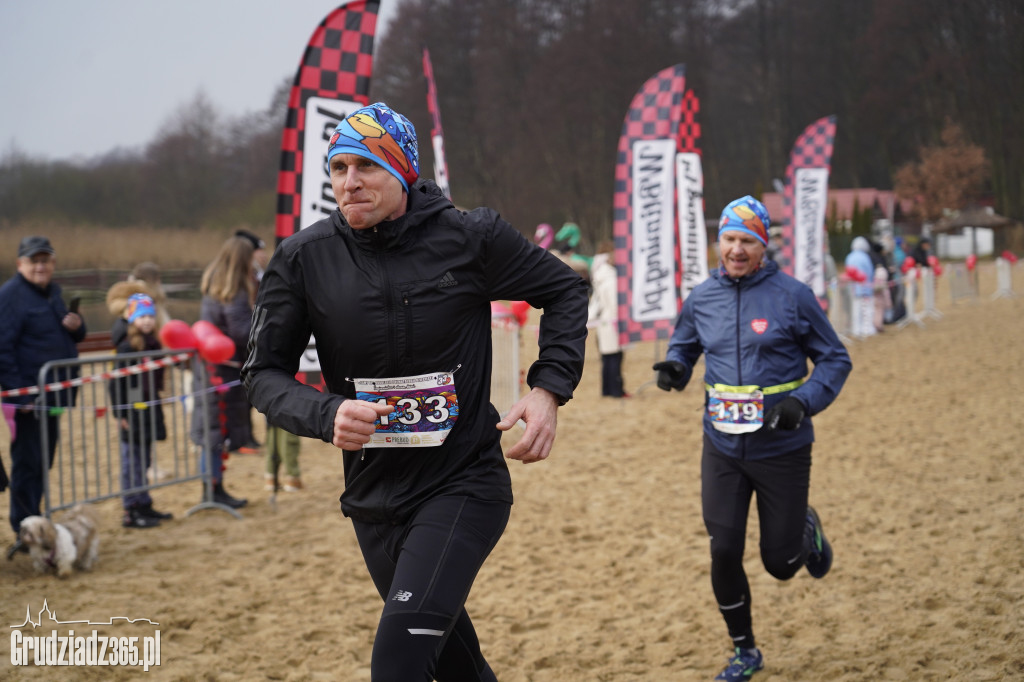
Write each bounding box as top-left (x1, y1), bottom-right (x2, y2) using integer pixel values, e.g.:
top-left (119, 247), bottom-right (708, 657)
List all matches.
top-left (613, 64), bottom-right (689, 346)
top-left (778, 116), bottom-right (837, 279)
top-left (678, 89), bottom-right (701, 154)
top-left (422, 46), bottom-right (451, 200)
top-left (275, 1), bottom-right (379, 241)
top-left (676, 88), bottom-right (707, 301)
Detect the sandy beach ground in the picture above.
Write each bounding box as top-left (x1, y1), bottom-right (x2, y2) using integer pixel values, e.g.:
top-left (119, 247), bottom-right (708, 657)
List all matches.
top-left (2, 262), bottom-right (1022, 681)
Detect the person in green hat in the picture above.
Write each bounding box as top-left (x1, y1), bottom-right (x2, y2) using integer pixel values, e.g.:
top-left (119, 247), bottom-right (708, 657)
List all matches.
top-left (553, 222), bottom-right (592, 281)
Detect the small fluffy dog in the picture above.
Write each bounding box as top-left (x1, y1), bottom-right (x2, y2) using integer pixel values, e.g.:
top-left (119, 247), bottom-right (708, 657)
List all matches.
top-left (18, 504), bottom-right (99, 577)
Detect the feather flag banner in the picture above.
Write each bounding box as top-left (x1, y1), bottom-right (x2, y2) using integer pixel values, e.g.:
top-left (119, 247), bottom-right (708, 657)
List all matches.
top-left (422, 47), bottom-right (451, 199)
top-left (272, 1), bottom-right (379, 379)
top-left (778, 116), bottom-right (837, 298)
top-left (275, 1), bottom-right (380, 242)
top-left (613, 64), bottom-right (695, 346)
top-left (676, 88), bottom-right (707, 301)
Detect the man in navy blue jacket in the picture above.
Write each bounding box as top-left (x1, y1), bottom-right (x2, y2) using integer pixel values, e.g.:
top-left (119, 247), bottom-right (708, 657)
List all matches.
top-left (654, 196), bottom-right (852, 681)
top-left (0, 236), bottom-right (86, 557)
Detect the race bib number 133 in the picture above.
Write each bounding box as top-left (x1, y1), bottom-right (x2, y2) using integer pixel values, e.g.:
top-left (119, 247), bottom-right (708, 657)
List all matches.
top-left (354, 371), bottom-right (459, 448)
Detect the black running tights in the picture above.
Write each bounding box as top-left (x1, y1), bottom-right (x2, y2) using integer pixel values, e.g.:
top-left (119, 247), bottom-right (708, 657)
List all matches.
top-left (352, 495), bottom-right (510, 681)
top-left (701, 437), bottom-right (812, 649)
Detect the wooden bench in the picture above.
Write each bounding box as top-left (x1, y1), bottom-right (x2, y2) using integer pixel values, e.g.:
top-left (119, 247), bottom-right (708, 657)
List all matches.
top-left (78, 331), bottom-right (114, 354)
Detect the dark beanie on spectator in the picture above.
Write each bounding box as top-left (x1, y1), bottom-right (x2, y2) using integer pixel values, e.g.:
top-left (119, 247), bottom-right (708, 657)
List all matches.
top-left (235, 230), bottom-right (265, 250)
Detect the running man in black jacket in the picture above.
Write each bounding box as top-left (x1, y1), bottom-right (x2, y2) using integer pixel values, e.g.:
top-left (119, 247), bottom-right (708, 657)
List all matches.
top-left (242, 102), bottom-right (589, 681)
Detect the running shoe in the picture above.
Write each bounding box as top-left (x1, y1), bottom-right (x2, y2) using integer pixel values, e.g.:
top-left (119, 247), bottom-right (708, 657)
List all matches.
top-left (805, 505), bottom-right (833, 578)
top-left (715, 646), bottom-right (764, 681)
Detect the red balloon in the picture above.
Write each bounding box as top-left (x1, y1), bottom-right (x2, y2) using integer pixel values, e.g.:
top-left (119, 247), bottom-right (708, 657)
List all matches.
top-left (191, 320), bottom-right (220, 342)
top-left (159, 319), bottom-right (197, 350)
top-left (509, 300), bottom-right (530, 327)
top-left (844, 265), bottom-right (867, 283)
top-left (933, 263), bottom-right (944, 277)
top-left (966, 254), bottom-right (977, 271)
top-left (1002, 250), bottom-right (1019, 264)
top-left (903, 255), bottom-right (916, 270)
top-left (201, 333), bottom-right (236, 364)
top-left (191, 321), bottom-right (236, 364)
top-left (927, 254), bottom-right (939, 268)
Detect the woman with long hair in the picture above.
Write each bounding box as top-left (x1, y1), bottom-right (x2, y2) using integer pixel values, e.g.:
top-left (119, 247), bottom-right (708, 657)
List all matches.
top-left (190, 235), bottom-right (257, 509)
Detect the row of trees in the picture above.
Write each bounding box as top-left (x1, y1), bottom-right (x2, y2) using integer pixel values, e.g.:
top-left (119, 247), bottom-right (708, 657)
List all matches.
top-left (375, 0), bottom-right (1019, 246)
top-left (2, 0), bottom-right (1020, 252)
top-left (1, 88), bottom-right (288, 230)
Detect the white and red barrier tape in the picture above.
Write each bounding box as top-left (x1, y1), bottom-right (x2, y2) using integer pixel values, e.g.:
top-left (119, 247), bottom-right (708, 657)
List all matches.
top-left (0, 352), bottom-right (193, 399)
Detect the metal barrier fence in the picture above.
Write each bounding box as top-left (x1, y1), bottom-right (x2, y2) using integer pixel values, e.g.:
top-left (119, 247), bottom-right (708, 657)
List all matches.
top-left (897, 275), bottom-right (924, 329)
top-left (5, 318), bottom-right (523, 521)
top-left (830, 272), bottom-right (941, 337)
top-left (2, 349), bottom-right (243, 520)
top-left (918, 268), bottom-right (943, 321)
top-left (992, 256), bottom-right (1018, 299)
top-left (949, 264), bottom-right (979, 303)
top-left (828, 279), bottom-right (854, 341)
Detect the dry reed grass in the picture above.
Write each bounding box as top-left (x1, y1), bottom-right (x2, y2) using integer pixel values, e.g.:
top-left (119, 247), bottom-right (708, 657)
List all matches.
top-left (0, 221), bottom-right (274, 274)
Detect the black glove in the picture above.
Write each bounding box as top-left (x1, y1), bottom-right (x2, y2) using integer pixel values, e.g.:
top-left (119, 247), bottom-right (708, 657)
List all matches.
top-left (652, 361), bottom-right (692, 392)
top-left (764, 396), bottom-right (806, 431)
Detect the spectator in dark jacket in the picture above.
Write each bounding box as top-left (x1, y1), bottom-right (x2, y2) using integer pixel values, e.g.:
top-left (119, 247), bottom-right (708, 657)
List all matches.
top-left (0, 236), bottom-right (86, 557)
top-left (912, 237), bottom-right (933, 267)
top-left (190, 235), bottom-right (257, 509)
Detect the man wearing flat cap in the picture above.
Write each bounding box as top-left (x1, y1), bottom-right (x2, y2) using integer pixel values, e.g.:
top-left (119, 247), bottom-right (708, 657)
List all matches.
top-left (0, 236), bottom-right (86, 558)
top-left (242, 102), bottom-right (588, 679)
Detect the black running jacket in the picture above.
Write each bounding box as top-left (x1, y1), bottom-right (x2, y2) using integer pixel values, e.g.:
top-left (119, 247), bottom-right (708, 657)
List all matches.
top-left (242, 180), bottom-right (589, 522)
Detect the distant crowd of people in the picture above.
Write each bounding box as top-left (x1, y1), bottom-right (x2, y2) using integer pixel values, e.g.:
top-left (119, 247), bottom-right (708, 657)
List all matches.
top-left (843, 233), bottom-right (938, 338)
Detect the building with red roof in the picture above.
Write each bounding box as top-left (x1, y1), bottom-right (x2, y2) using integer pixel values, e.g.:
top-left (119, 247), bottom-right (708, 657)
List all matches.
top-left (759, 188), bottom-right (915, 227)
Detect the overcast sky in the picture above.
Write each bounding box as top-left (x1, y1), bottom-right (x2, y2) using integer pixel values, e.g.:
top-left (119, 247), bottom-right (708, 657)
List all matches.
top-left (0, 0), bottom-right (398, 162)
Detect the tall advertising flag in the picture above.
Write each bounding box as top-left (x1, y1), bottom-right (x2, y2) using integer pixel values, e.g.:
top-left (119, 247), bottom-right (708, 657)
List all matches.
top-left (676, 88), bottom-right (707, 301)
top-left (778, 116), bottom-right (837, 299)
top-left (275, 1), bottom-right (380, 242)
top-left (275, 1), bottom-right (379, 382)
top-left (422, 47), bottom-right (451, 200)
top-left (613, 64), bottom-right (688, 346)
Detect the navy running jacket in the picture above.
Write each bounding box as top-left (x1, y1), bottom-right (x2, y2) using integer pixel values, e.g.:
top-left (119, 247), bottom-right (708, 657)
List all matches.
top-left (665, 259), bottom-right (852, 460)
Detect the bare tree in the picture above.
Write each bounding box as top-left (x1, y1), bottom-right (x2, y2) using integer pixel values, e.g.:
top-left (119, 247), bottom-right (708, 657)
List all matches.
top-left (893, 121), bottom-right (990, 222)
top-left (143, 92), bottom-right (225, 226)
